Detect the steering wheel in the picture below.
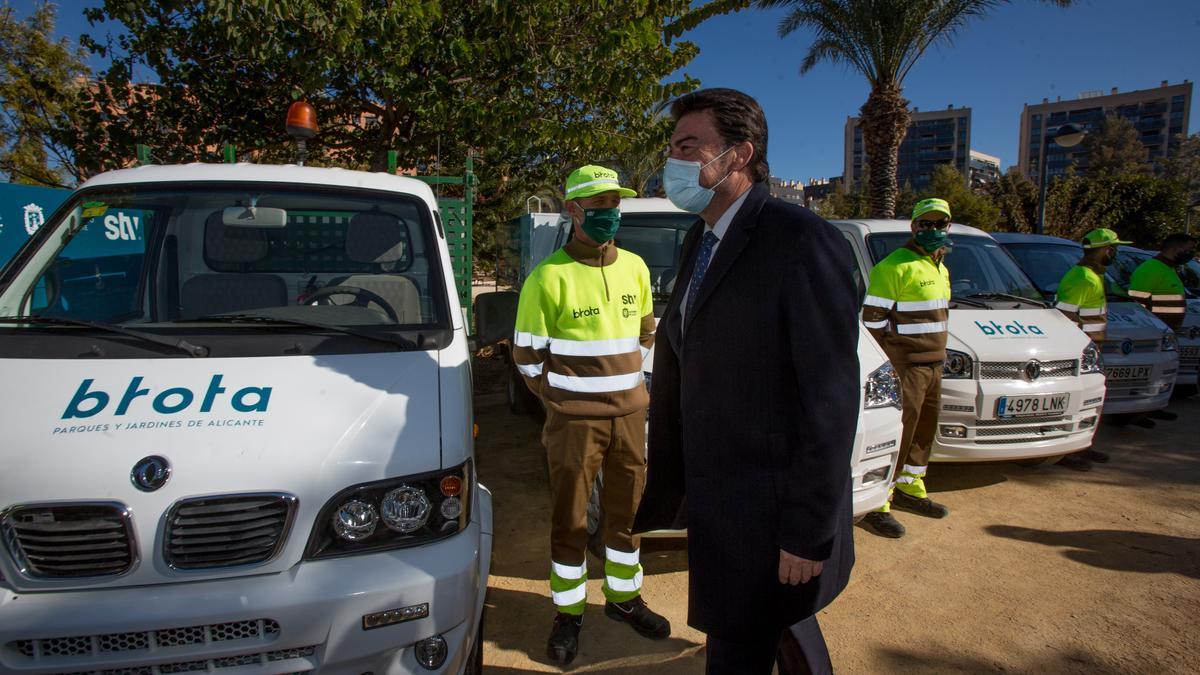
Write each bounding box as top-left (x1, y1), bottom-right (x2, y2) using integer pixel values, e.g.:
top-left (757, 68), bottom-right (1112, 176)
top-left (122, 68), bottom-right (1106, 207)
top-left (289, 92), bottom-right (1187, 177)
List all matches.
top-left (305, 285), bottom-right (399, 323)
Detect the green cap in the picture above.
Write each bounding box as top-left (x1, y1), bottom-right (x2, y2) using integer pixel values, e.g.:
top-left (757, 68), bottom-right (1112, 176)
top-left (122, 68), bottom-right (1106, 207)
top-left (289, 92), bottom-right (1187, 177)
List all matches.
top-left (565, 164), bottom-right (637, 201)
top-left (912, 198), bottom-right (951, 220)
top-left (1081, 228), bottom-right (1131, 249)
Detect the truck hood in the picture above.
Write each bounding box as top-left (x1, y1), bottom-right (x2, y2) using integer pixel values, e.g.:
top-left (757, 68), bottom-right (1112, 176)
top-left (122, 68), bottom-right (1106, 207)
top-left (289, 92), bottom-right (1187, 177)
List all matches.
top-left (0, 352), bottom-right (443, 588)
top-left (948, 308), bottom-right (1089, 361)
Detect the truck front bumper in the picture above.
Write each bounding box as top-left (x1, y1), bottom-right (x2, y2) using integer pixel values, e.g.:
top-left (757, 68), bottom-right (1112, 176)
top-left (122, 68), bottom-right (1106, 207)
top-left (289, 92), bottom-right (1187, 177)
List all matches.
top-left (0, 488), bottom-right (493, 675)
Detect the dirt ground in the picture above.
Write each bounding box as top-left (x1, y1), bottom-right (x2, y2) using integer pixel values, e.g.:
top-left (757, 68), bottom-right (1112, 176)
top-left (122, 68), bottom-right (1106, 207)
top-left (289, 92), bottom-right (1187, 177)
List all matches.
top-left (471, 354), bottom-right (1200, 674)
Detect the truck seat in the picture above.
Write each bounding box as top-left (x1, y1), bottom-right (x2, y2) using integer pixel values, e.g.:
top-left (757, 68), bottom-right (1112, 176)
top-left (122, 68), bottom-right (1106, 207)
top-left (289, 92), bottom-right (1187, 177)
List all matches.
top-left (180, 212), bottom-right (288, 318)
top-left (326, 211), bottom-right (422, 323)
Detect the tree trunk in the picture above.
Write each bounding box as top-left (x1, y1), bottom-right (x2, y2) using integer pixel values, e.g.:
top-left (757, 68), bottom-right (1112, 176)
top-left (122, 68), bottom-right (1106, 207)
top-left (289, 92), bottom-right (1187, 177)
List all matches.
top-left (859, 83), bottom-right (910, 219)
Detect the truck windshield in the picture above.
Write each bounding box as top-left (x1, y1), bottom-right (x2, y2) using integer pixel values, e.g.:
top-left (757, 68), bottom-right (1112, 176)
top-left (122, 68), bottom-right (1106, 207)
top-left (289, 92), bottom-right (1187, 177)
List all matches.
top-left (613, 213), bottom-right (695, 300)
top-left (0, 183), bottom-right (449, 354)
top-left (1001, 242), bottom-right (1081, 294)
top-left (867, 233), bottom-right (1044, 302)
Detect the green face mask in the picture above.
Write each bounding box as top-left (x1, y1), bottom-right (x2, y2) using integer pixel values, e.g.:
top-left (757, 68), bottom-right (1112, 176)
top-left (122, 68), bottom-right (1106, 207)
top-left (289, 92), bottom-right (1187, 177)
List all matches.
top-left (581, 207), bottom-right (620, 243)
top-left (915, 228), bottom-right (948, 252)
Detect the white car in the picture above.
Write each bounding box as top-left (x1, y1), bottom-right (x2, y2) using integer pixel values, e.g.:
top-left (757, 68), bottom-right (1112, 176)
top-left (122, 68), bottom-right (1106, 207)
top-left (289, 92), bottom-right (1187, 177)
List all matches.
top-left (0, 164), bottom-right (491, 674)
top-left (1109, 246), bottom-right (1199, 390)
top-left (995, 232), bottom-right (1179, 415)
top-left (834, 220), bottom-right (1107, 462)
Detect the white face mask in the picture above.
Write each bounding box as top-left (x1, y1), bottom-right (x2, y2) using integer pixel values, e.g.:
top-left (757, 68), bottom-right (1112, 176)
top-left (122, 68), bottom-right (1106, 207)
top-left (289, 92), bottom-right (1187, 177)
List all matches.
top-left (663, 146), bottom-right (734, 213)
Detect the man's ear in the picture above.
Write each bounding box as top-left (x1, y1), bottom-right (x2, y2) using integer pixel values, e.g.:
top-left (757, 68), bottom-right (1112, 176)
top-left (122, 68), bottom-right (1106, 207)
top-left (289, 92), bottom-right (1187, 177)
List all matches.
top-left (735, 141), bottom-right (755, 173)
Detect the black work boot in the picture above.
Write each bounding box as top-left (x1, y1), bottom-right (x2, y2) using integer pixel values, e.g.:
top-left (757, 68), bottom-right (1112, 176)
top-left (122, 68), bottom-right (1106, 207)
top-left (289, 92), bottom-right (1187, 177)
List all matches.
top-left (604, 596), bottom-right (670, 640)
top-left (858, 511), bottom-right (906, 538)
top-left (892, 490), bottom-right (950, 518)
top-left (546, 612), bottom-right (582, 666)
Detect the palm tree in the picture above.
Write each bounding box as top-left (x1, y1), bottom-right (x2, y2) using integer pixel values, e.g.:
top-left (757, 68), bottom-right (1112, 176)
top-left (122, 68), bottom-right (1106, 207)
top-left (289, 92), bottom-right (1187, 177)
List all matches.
top-left (754, 0), bottom-right (1071, 218)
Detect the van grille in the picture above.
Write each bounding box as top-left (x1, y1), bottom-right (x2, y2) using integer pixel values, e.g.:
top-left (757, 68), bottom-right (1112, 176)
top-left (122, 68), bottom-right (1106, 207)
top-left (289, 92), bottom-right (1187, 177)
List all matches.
top-left (978, 360), bottom-right (1077, 380)
top-left (164, 494), bottom-right (296, 570)
top-left (1, 503), bottom-right (136, 578)
top-left (1101, 339), bottom-right (1159, 354)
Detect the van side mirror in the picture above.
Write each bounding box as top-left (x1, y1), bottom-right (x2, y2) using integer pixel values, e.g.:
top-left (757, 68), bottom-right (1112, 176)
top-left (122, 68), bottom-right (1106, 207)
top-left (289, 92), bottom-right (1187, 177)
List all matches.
top-left (474, 291), bottom-right (519, 349)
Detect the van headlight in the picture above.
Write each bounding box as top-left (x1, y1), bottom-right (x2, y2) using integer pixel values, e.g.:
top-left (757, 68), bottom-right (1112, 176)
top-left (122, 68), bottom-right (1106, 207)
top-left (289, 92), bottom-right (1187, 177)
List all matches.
top-left (943, 350), bottom-right (973, 379)
top-left (1080, 342), bottom-right (1104, 374)
top-left (1160, 331), bottom-right (1177, 352)
top-left (306, 461), bottom-right (472, 559)
top-left (865, 362), bottom-right (901, 409)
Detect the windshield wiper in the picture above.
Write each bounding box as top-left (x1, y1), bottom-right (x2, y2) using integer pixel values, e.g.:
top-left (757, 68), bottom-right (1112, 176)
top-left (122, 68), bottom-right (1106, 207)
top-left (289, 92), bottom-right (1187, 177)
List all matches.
top-left (179, 313), bottom-right (419, 350)
top-left (962, 292), bottom-right (1048, 308)
top-left (0, 315), bottom-right (209, 357)
top-left (948, 296), bottom-right (990, 308)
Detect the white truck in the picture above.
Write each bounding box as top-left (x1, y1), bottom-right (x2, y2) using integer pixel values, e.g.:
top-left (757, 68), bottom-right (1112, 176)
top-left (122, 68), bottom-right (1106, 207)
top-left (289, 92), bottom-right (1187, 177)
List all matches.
top-left (995, 232), bottom-right (1179, 415)
top-left (492, 198), bottom-right (901, 534)
top-left (834, 220), bottom-right (1107, 462)
top-left (0, 164), bottom-right (492, 674)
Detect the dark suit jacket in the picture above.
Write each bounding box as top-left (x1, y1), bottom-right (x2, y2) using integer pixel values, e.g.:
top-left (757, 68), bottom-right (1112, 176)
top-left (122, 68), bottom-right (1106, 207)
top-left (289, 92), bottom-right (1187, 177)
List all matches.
top-left (632, 183), bottom-right (860, 640)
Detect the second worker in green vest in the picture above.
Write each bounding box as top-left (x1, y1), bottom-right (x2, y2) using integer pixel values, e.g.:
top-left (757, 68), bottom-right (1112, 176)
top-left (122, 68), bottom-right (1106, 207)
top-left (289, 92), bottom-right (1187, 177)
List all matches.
top-left (859, 198), bottom-right (954, 539)
top-left (513, 165), bottom-right (669, 667)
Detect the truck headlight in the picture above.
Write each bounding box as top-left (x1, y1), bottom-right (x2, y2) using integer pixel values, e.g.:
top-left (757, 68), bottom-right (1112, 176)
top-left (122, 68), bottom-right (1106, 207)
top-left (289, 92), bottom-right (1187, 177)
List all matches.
top-left (1080, 341), bottom-right (1104, 374)
top-left (306, 461), bottom-right (472, 560)
top-left (864, 362), bottom-right (901, 409)
top-left (1160, 331), bottom-right (1178, 352)
top-left (943, 350), bottom-right (973, 379)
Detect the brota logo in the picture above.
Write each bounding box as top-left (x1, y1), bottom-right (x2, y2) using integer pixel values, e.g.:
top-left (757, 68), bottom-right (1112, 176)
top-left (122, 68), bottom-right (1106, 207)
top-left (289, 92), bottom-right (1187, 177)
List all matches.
top-left (974, 320), bottom-right (1046, 337)
top-left (104, 213), bottom-right (141, 241)
top-left (572, 306), bottom-right (600, 319)
top-left (63, 374), bottom-right (271, 419)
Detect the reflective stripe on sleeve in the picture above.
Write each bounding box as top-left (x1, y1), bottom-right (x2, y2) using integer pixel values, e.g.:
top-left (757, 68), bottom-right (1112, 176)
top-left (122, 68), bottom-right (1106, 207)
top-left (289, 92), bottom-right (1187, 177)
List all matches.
top-left (549, 336), bottom-right (641, 357)
top-left (514, 331), bottom-right (551, 349)
top-left (547, 371), bottom-right (643, 393)
top-left (895, 321), bottom-right (947, 335)
top-left (863, 295), bottom-right (896, 309)
top-left (552, 561), bottom-right (586, 580)
top-left (516, 362), bottom-right (544, 378)
top-left (1055, 301), bottom-right (1080, 312)
top-left (605, 571), bottom-right (643, 593)
top-left (1151, 306), bottom-right (1186, 314)
top-left (1081, 323), bottom-right (1105, 332)
top-left (552, 584), bottom-right (588, 607)
top-left (863, 319), bottom-right (889, 330)
top-left (1078, 307), bottom-right (1106, 316)
top-left (1128, 290), bottom-right (1152, 298)
top-left (897, 298), bottom-right (949, 311)
top-left (605, 547), bottom-right (640, 566)
top-left (1154, 294), bottom-right (1186, 301)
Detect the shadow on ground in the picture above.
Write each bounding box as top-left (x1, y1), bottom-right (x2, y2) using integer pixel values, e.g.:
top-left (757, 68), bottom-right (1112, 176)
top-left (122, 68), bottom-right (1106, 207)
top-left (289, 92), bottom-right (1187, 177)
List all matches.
top-left (985, 525), bottom-right (1200, 578)
top-left (483, 586), bottom-right (702, 673)
top-left (874, 645), bottom-right (1128, 674)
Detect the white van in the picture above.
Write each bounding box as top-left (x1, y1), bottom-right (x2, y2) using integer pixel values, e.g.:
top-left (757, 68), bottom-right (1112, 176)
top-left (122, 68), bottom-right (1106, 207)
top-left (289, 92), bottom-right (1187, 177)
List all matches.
top-left (494, 199), bottom-right (901, 528)
top-left (834, 220), bottom-right (1107, 462)
top-left (0, 164), bottom-right (491, 674)
top-left (995, 232), bottom-right (1179, 415)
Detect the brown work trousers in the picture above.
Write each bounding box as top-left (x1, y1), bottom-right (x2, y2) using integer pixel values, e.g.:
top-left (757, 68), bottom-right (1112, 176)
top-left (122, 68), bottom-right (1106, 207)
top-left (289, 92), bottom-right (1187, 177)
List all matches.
top-left (543, 407), bottom-right (646, 566)
top-left (893, 361), bottom-right (942, 479)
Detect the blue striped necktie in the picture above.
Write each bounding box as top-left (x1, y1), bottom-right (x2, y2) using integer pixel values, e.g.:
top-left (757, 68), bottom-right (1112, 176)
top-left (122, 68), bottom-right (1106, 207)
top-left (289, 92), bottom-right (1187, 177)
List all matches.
top-left (685, 231), bottom-right (719, 322)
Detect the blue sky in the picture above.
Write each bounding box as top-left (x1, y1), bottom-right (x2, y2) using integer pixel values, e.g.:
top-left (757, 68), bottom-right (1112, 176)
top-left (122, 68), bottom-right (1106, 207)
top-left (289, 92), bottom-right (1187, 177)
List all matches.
top-left (20, 0), bottom-right (1200, 182)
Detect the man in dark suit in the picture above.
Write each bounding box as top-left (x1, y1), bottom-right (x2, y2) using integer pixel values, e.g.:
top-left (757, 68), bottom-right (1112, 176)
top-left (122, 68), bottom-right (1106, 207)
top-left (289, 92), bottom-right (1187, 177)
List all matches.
top-left (633, 88), bottom-right (859, 674)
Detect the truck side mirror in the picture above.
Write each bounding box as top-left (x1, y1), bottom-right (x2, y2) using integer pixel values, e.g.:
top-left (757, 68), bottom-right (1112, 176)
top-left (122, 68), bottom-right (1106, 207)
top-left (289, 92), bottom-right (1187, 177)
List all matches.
top-left (474, 291), bottom-right (519, 349)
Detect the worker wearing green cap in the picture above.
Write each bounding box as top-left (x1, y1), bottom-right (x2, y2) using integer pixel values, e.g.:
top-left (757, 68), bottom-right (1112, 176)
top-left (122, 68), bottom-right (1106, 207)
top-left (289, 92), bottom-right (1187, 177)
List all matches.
top-left (513, 164), bottom-right (668, 665)
top-left (1052, 227), bottom-right (1132, 470)
top-left (859, 198), bottom-right (954, 539)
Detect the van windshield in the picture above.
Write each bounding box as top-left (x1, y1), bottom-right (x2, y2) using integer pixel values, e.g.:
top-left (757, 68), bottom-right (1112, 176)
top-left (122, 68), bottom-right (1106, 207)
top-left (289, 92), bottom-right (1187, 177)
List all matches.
top-left (1108, 248), bottom-right (1154, 289)
top-left (0, 183), bottom-right (450, 357)
top-left (867, 233), bottom-right (1044, 302)
top-left (613, 212), bottom-right (695, 304)
top-left (1001, 242), bottom-right (1081, 294)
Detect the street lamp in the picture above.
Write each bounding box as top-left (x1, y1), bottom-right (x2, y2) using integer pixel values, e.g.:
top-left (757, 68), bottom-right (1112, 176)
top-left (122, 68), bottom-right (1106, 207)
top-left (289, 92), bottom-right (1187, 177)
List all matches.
top-left (1036, 122), bottom-right (1086, 234)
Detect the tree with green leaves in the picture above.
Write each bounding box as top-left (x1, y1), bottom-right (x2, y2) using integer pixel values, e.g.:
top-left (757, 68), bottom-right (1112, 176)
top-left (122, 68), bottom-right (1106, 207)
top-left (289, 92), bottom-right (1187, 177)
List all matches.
top-left (987, 168), bottom-right (1039, 232)
top-left (1045, 170), bottom-right (1185, 247)
top-left (77, 0), bottom-right (723, 268)
top-left (1082, 115), bottom-right (1147, 177)
top-left (0, 1), bottom-right (90, 186)
top-left (920, 163), bottom-right (998, 230)
top-left (750, 0), bottom-right (1073, 218)
top-left (1162, 132), bottom-right (1200, 233)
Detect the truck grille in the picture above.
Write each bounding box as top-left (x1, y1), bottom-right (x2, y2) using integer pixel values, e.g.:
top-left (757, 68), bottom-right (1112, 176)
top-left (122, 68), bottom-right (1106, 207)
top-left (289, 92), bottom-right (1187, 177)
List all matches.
top-left (5, 620), bottom-right (318, 674)
top-left (1, 503), bottom-right (136, 578)
top-left (978, 360), bottom-right (1077, 380)
top-left (164, 494), bottom-right (296, 570)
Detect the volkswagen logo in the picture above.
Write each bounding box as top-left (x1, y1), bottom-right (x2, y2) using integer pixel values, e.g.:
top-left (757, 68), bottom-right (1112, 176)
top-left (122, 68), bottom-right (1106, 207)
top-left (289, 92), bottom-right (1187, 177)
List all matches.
top-left (1120, 338), bottom-right (1134, 355)
top-left (131, 455), bottom-right (171, 492)
top-left (1022, 360), bottom-right (1042, 382)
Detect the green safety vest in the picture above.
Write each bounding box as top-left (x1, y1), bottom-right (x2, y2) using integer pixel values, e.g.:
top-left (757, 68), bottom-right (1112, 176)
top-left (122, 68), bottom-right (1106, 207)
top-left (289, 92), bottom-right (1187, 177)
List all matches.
top-left (1056, 264), bottom-right (1108, 342)
top-left (862, 242), bottom-right (951, 364)
top-left (1129, 257), bottom-right (1187, 329)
